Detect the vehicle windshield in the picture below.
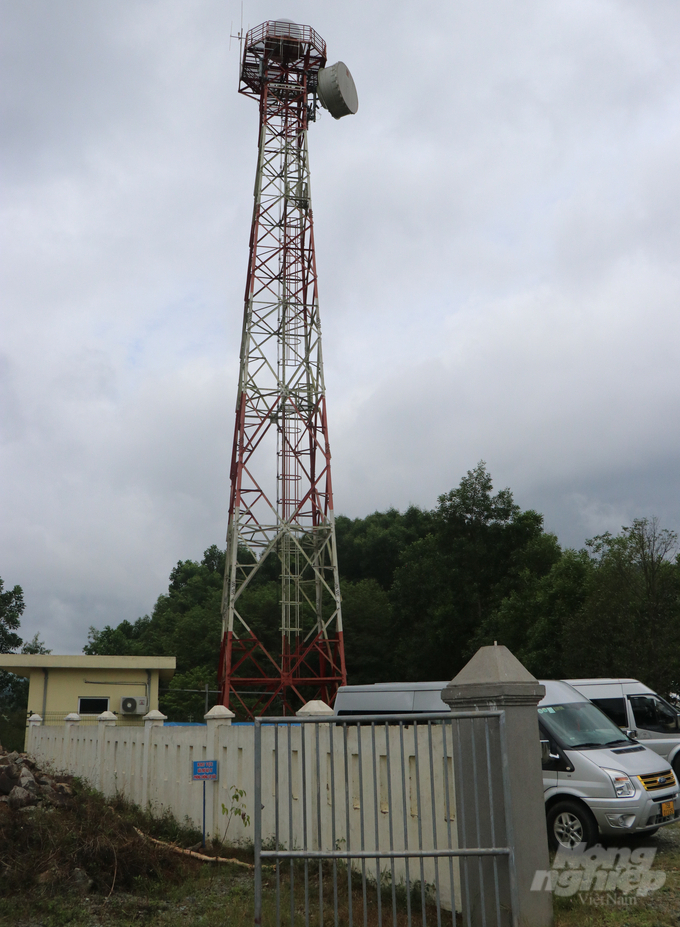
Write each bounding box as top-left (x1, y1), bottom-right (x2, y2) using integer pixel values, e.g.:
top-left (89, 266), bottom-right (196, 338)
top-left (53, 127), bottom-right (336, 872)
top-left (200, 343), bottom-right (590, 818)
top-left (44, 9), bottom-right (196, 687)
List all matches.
top-left (538, 701), bottom-right (631, 749)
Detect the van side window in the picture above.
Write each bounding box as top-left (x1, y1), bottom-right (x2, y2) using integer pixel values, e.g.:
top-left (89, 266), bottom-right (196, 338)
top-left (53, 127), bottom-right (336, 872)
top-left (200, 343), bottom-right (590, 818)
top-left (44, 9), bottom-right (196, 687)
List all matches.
top-left (629, 695), bottom-right (679, 733)
top-left (538, 723), bottom-right (568, 771)
top-left (591, 697), bottom-right (627, 728)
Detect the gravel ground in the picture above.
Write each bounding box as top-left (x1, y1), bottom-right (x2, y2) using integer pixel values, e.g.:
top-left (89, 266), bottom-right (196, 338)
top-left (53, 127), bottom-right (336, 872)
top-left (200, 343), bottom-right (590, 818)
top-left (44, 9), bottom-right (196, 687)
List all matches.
top-left (5, 867), bottom-right (255, 927)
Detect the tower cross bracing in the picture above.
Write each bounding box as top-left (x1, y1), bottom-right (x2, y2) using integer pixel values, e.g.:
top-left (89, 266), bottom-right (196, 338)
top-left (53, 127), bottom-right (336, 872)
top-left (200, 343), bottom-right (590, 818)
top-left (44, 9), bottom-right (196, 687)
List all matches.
top-left (218, 22), bottom-right (352, 718)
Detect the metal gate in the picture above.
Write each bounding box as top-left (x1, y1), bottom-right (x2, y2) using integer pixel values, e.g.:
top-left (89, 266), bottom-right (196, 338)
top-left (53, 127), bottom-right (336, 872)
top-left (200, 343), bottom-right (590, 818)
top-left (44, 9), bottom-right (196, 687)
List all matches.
top-left (253, 711), bottom-right (518, 927)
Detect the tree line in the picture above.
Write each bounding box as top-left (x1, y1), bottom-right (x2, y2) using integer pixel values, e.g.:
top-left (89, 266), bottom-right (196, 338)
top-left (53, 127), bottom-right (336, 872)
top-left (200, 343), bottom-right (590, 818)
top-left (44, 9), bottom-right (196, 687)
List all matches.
top-left (0, 580), bottom-right (50, 749)
top-left (3, 462), bottom-right (680, 724)
top-left (82, 462), bottom-right (680, 717)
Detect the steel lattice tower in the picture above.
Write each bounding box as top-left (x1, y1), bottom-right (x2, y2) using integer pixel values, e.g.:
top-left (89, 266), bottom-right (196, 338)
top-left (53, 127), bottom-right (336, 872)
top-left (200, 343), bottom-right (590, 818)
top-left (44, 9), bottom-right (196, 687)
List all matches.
top-left (218, 22), bottom-right (358, 718)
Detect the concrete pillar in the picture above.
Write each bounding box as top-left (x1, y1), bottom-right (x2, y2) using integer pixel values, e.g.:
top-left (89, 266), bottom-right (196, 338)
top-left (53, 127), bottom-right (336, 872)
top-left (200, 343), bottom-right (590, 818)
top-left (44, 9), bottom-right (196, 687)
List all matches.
top-left (204, 705), bottom-right (235, 838)
top-left (97, 711), bottom-right (117, 794)
top-left (143, 709), bottom-right (167, 728)
top-left (441, 645), bottom-right (552, 927)
top-left (141, 709), bottom-right (166, 809)
top-left (63, 713), bottom-right (80, 773)
top-left (296, 700), bottom-right (334, 851)
top-left (295, 699), bottom-right (334, 717)
top-left (26, 714), bottom-right (42, 757)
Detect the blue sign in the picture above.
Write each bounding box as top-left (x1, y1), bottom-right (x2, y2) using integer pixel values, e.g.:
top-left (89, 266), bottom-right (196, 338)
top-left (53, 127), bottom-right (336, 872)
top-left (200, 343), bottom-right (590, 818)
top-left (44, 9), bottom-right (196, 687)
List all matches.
top-left (192, 759), bottom-right (218, 780)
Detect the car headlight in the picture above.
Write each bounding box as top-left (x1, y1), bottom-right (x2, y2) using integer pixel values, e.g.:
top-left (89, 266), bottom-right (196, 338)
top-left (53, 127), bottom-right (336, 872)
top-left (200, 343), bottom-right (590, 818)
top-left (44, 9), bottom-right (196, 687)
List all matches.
top-left (601, 767), bottom-right (636, 798)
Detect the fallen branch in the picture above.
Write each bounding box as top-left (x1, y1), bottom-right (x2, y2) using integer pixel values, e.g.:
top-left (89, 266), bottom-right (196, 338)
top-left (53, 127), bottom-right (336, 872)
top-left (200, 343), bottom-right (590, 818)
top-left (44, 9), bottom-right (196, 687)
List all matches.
top-left (106, 838), bottom-right (118, 898)
top-left (133, 828), bottom-right (271, 869)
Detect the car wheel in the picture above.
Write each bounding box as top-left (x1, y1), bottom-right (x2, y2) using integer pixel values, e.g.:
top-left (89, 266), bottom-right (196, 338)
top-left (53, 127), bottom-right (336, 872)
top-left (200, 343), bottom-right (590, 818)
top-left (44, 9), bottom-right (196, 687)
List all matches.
top-left (547, 800), bottom-right (598, 851)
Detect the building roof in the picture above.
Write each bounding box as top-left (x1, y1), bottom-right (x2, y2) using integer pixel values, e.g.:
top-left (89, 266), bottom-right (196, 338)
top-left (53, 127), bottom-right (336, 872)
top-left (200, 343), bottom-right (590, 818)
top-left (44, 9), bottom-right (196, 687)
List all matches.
top-left (0, 654), bottom-right (176, 681)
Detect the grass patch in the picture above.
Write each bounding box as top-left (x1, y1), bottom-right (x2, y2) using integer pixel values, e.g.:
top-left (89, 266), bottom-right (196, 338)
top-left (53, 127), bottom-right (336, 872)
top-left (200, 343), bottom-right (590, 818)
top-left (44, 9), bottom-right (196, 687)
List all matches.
top-left (4, 778), bottom-right (680, 927)
top-left (553, 822), bottom-right (680, 927)
top-left (0, 778), bottom-right (201, 902)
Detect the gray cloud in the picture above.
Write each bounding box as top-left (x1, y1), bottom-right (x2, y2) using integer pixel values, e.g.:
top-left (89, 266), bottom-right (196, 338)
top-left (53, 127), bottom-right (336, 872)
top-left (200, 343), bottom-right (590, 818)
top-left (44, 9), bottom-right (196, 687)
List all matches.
top-left (2, 0), bottom-right (680, 651)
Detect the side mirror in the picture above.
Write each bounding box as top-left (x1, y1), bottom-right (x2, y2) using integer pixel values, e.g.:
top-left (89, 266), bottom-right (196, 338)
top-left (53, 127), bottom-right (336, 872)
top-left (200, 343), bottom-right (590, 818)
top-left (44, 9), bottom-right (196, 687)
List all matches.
top-left (541, 739), bottom-right (560, 763)
top-left (625, 729), bottom-right (638, 740)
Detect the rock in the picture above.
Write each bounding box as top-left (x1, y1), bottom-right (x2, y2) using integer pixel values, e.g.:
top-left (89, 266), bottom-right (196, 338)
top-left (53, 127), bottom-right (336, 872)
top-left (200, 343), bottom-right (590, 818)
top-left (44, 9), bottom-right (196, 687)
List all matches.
top-left (55, 782), bottom-right (73, 795)
top-left (0, 755), bottom-right (10, 767)
top-left (0, 764), bottom-right (20, 795)
top-left (70, 868), bottom-right (94, 894)
top-left (8, 785), bottom-right (36, 810)
top-left (19, 768), bottom-right (37, 792)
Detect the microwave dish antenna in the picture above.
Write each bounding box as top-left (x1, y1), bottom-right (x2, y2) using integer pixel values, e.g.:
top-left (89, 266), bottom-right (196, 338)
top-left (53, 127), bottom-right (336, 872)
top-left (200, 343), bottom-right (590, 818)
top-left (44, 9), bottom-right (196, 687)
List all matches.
top-left (317, 62), bottom-right (358, 119)
top-left (218, 21), bottom-right (357, 719)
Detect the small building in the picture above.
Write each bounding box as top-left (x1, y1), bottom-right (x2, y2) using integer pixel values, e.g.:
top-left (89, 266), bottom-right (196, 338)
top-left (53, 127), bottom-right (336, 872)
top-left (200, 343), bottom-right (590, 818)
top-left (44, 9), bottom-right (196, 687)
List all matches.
top-left (0, 654), bottom-right (176, 726)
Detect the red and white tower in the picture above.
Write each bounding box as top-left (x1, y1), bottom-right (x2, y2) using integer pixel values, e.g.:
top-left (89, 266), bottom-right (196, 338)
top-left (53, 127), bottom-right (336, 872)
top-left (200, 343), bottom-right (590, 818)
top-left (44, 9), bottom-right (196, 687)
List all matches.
top-left (218, 22), bottom-right (358, 718)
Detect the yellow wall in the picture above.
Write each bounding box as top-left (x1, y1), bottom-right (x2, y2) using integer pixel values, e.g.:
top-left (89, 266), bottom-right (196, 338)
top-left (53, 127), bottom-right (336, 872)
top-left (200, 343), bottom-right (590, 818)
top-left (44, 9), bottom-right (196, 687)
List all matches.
top-left (27, 667), bottom-right (161, 719)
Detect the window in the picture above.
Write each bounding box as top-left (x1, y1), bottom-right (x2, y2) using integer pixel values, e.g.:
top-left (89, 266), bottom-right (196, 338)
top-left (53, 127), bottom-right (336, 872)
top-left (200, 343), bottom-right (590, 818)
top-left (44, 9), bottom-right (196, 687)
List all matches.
top-left (537, 702), bottom-right (629, 749)
top-left (591, 697), bottom-right (628, 729)
top-left (630, 695), bottom-right (679, 734)
top-left (78, 697), bottom-right (109, 715)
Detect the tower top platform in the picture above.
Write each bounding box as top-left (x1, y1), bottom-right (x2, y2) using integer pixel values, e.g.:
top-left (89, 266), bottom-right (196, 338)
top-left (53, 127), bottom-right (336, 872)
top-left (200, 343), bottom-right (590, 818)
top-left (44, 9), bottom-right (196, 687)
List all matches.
top-left (239, 21), bottom-right (327, 99)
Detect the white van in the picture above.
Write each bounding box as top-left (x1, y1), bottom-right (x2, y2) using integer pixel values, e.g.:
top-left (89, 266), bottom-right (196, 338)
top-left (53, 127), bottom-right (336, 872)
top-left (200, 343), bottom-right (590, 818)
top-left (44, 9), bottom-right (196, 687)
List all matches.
top-left (565, 678), bottom-right (680, 776)
top-left (334, 680), bottom-right (449, 716)
top-left (335, 680), bottom-right (680, 849)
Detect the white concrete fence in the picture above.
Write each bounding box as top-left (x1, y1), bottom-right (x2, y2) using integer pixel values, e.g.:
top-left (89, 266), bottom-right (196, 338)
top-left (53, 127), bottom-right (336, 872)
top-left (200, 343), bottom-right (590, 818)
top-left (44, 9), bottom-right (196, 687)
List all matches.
top-left (27, 707), bottom-right (261, 845)
top-left (26, 704), bottom-right (462, 911)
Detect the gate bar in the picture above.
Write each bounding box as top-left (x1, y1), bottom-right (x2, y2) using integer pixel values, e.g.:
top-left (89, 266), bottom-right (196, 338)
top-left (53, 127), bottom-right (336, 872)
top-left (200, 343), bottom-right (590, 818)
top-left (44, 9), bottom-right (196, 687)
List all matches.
top-left (261, 848), bottom-right (512, 860)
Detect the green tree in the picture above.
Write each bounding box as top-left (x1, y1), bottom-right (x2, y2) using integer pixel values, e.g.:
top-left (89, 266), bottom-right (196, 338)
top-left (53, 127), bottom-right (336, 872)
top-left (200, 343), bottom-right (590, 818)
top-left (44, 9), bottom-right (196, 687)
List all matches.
top-left (563, 518), bottom-right (680, 695)
top-left (1, 634), bottom-right (51, 714)
top-left (0, 579), bottom-right (50, 751)
top-left (340, 578), bottom-right (394, 684)
top-left (85, 547), bottom-right (229, 718)
top-left (475, 547), bottom-right (592, 678)
top-left (335, 506), bottom-right (434, 589)
top-left (389, 463), bottom-right (559, 681)
top-left (0, 578), bottom-right (24, 653)
top-left (85, 545), bottom-right (226, 674)
top-left (161, 665), bottom-right (218, 722)
top-left (0, 577), bottom-right (26, 721)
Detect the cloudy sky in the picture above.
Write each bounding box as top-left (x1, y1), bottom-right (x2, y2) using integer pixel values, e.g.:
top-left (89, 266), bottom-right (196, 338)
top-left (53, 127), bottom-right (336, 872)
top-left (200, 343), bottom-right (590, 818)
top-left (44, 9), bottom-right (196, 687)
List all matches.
top-left (2, 1), bottom-right (680, 653)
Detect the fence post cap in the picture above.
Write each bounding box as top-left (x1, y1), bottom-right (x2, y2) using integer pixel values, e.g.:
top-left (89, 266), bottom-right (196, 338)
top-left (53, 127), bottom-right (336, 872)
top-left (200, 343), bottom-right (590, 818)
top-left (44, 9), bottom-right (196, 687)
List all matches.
top-left (98, 710), bottom-right (117, 723)
top-left (452, 644), bottom-right (536, 685)
top-left (296, 700), bottom-right (334, 716)
top-left (143, 709), bottom-right (167, 724)
top-left (28, 713), bottom-right (42, 725)
top-left (442, 644), bottom-right (545, 707)
top-left (204, 705), bottom-right (235, 721)
top-left (64, 712), bottom-right (81, 722)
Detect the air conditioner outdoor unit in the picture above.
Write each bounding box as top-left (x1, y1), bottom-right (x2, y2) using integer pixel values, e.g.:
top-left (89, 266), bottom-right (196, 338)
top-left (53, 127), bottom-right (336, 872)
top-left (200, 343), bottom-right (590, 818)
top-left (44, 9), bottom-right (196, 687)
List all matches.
top-left (120, 695), bottom-right (149, 715)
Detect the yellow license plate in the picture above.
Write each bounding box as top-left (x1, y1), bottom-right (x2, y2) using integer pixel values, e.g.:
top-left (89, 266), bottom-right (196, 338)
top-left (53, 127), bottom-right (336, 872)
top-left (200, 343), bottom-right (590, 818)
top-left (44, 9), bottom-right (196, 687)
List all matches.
top-left (662, 801), bottom-right (675, 818)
